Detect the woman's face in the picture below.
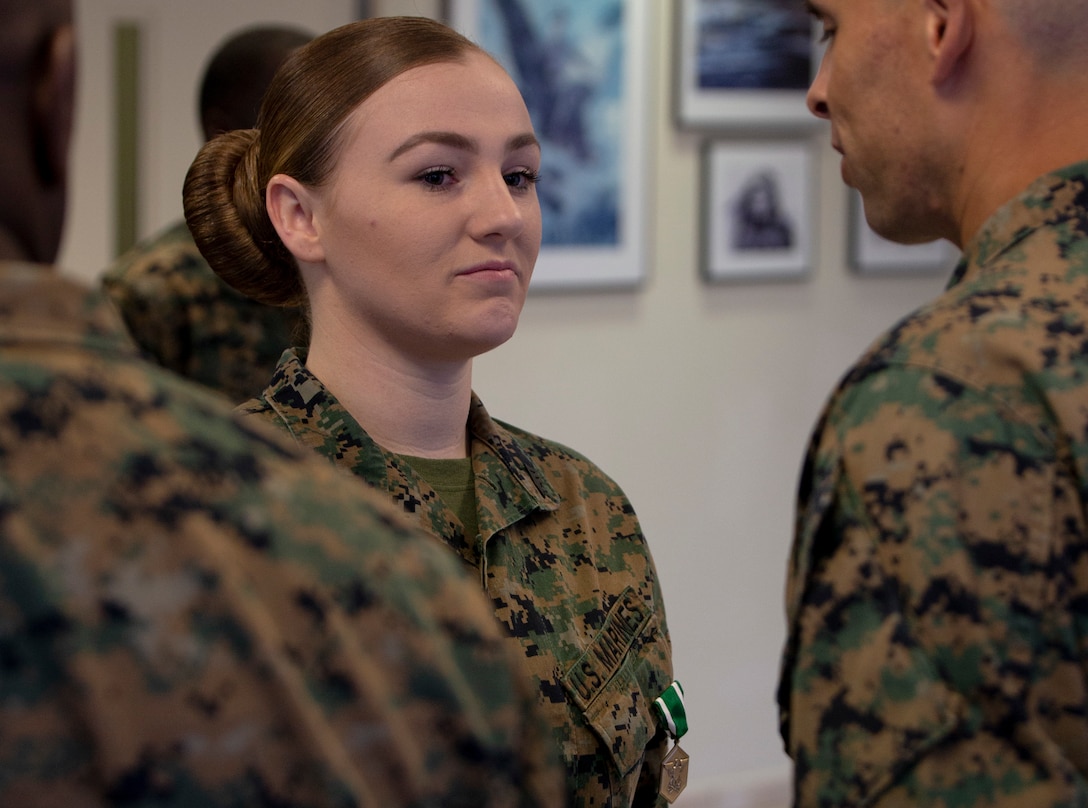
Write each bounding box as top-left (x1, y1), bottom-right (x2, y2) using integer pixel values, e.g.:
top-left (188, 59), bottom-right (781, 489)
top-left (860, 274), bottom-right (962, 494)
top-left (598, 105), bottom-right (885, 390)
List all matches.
top-left (302, 51), bottom-right (542, 367)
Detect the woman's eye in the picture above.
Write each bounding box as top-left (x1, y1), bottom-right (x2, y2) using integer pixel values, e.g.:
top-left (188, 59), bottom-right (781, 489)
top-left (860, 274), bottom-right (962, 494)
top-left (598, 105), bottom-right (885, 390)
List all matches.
top-left (505, 169), bottom-right (541, 190)
top-left (418, 168), bottom-right (454, 187)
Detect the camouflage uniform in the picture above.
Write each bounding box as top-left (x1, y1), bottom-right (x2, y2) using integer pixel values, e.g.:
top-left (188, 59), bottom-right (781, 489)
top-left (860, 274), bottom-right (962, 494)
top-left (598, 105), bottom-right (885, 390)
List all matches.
top-left (779, 163), bottom-right (1088, 807)
top-left (102, 220), bottom-right (303, 403)
top-left (0, 261), bottom-right (563, 807)
top-left (241, 349), bottom-right (675, 808)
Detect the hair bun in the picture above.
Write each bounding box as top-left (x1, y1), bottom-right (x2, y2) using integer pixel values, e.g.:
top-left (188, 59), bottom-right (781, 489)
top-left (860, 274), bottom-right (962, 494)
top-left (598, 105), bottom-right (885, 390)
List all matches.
top-left (183, 129), bottom-right (305, 308)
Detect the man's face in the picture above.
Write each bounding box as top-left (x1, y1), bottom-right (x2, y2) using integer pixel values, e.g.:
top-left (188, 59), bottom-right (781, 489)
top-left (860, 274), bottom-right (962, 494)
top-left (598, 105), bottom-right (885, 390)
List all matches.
top-left (806, 0), bottom-right (951, 244)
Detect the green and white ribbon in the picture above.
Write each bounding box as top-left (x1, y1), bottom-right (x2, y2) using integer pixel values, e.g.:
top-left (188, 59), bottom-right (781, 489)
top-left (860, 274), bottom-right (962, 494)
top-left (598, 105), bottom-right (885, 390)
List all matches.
top-left (653, 681), bottom-right (687, 740)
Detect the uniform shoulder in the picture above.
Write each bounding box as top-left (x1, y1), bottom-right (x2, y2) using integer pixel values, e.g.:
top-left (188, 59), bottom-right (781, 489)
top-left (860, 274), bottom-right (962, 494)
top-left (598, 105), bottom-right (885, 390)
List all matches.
top-left (492, 417), bottom-right (631, 499)
top-left (495, 417), bottom-right (601, 468)
top-left (102, 220), bottom-right (211, 290)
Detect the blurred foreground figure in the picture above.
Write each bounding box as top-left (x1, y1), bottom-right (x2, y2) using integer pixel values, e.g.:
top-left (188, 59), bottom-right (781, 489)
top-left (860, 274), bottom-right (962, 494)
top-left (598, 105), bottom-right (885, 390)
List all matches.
top-left (0, 2), bottom-right (562, 805)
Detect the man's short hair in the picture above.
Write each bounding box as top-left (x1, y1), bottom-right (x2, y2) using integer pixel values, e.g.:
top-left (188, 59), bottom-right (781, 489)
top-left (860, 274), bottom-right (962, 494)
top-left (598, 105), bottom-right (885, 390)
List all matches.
top-left (198, 25), bottom-right (312, 138)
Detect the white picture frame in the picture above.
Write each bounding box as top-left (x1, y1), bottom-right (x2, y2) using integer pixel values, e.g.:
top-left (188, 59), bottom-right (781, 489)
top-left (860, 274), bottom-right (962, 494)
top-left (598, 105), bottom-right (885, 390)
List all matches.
top-left (675, 0), bottom-right (818, 130)
top-left (701, 139), bottom-right (814, 282)
top-left (449, 0), bottom-right (649, 291)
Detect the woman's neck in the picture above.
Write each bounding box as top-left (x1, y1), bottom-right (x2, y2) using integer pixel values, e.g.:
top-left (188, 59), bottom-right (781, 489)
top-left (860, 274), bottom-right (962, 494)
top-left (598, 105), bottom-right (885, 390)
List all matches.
top-left (306, 328), bottom-right (473, 460)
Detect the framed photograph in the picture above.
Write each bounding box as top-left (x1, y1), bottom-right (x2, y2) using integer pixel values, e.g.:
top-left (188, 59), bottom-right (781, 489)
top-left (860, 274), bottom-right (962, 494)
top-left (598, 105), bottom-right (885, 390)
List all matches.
top-left (449, 0), bottom-right (649, 291)
top-left (675, 0), bottom-right (818, 130)
top-left (701, 139), bottom-right (814, 282)
top-left (849, 192), bottom-right (959, 276)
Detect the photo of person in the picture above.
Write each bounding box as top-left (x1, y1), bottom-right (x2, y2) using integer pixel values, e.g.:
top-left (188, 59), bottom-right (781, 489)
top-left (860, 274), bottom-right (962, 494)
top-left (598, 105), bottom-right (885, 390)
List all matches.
top-left (731, 171), bottom-right (794, 251)
top-left (702, 141), bottom-right (812, 281)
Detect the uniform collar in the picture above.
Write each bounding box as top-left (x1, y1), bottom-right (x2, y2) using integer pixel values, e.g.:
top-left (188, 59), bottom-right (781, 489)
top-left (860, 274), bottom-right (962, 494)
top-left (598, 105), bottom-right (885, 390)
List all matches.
top-left (466, 395), bottom-right (561, 509)
top-left (948, 160), bottom-right (1088, 289)
top-left (260, 348), bottom-right (560, 541)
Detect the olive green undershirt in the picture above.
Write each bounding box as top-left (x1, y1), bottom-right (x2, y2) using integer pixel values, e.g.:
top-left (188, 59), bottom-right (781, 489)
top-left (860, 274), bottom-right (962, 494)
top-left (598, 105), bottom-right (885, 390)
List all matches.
top-left (398, 455), bottom-right (479, 542)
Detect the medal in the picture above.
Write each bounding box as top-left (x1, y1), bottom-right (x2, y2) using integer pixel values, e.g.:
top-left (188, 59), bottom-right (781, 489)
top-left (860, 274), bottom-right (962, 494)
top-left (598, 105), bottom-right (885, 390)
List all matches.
top-left (653, 681), bottom-right (689, 803)
top-left (660, 742), bottom-right (690, 802)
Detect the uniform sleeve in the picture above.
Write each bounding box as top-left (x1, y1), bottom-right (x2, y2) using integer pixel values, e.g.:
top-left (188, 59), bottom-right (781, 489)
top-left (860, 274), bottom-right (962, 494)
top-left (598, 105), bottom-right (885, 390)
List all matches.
top-left (779, 363), bottom-right (1087, 807)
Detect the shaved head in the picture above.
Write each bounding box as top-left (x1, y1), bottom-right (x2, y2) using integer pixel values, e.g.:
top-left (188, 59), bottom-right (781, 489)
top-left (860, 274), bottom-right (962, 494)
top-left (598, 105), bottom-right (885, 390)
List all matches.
top-left (996, 0), bottom-right (1088, 70)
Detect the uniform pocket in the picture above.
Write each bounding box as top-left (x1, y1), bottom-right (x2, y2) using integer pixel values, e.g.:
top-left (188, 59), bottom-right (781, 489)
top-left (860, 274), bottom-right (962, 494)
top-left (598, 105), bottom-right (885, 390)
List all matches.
top-left (560, 586), bottom-right (665, 780)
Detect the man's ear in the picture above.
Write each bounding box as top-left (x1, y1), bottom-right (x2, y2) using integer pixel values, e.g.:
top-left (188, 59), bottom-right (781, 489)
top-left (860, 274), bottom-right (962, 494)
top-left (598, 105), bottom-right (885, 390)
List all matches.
top-left (32, 23), bottom-right (76, 188)
top-left (926, 0), bottom-right (974, 85)
top-left (266, 174), bottom-right (326, 264)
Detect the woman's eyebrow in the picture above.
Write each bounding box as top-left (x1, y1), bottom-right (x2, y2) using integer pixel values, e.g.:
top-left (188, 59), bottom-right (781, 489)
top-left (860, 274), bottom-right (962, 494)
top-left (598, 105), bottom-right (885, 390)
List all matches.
top-left (389, 131), bottom-right (540, 162)
top-left (389, 131), bottom-right (474, 161)
top-left (507, 132), bottom-right (541, 152)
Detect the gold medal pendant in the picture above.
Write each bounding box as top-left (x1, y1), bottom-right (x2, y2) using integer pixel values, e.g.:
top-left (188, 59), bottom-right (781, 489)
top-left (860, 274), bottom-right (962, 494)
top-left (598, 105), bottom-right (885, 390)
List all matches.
top-left (659, 742), bottom-right (690, 803)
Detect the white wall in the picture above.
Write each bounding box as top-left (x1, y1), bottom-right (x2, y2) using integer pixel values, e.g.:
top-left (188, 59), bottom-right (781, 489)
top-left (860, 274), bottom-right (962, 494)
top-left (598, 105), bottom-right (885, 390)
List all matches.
top-left (60, 1), bottom-right (951, 805)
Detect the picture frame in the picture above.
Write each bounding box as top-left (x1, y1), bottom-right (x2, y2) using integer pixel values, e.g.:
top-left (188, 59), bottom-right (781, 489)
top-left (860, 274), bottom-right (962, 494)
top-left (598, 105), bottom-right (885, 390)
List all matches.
top-left (848, 192), bottom-right (959, 276)
top-left (701, 139), bottom-right (814, 282)
top-left (449, 0), bottom-right (649, 291)
top-left (675, 0), bottom-right (819, 130)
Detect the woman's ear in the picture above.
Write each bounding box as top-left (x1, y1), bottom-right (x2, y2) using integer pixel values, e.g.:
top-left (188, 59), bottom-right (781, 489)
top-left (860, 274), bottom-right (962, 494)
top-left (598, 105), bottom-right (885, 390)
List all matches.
top-left (926, 0), bottom-right (974, 86)
top-left (266, 174), bottom-right (326, 264)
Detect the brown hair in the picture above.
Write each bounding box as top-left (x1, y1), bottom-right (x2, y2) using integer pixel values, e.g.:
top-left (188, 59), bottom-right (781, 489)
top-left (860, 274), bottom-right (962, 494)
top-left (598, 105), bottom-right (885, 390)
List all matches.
top-left (183, 16), bottom-right (485, 308)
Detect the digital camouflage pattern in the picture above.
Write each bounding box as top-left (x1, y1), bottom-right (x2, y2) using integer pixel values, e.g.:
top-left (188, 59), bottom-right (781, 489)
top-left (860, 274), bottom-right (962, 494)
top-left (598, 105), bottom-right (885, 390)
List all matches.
top-left (779, 163), bottom-right (1088, 807)
top-left (0, 262), bottom-right (563, 808)
top-left (241, 349), bottom-right (676, 808)
top-left (102, 220), bottom-right (303, 403)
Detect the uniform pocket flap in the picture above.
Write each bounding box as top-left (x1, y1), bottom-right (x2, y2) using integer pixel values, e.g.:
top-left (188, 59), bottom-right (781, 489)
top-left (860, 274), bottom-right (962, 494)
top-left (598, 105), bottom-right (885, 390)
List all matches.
top-left (560, 587), bottom-right (665, 779)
